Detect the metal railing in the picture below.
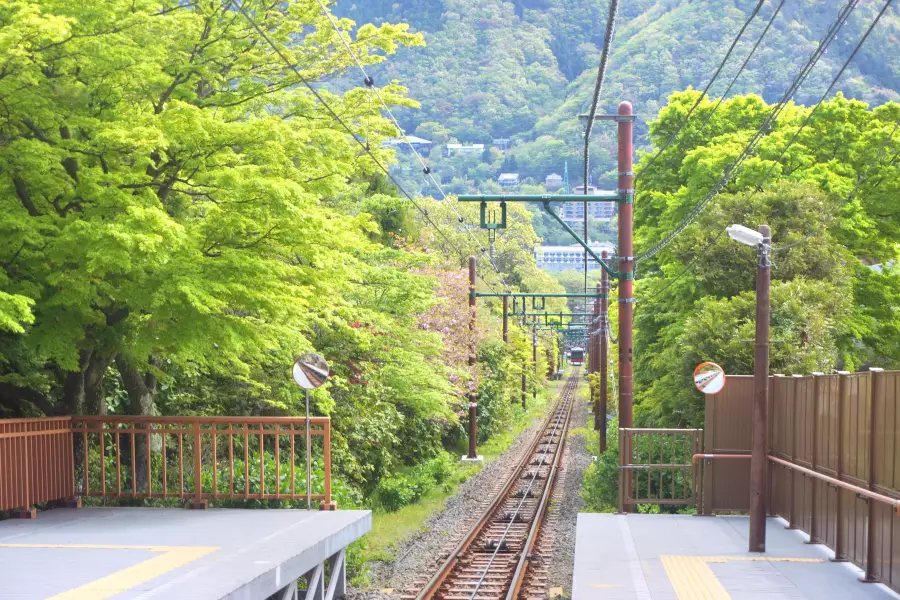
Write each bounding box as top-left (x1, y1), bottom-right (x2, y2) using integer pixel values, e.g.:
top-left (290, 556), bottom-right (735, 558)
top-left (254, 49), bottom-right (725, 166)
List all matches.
top-left (618, 428), bottom-right (702, 512)
top-left (1, 415), bottom-right (333, 514)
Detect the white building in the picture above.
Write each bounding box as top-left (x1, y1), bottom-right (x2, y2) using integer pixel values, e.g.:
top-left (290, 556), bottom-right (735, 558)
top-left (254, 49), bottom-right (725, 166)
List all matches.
top-left (534, 242), bottom-right (616, 272)
top-left (561, 186), bottom-right (618, 222)
top-left (445, 143), bottom-right (485, 157)
top-left (498, 173), bottom-right (520, 187)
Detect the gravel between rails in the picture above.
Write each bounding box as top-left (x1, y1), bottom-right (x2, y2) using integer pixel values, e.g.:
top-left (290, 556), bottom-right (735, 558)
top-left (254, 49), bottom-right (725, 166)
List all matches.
top-left (346, 400), bottom-right (557, 599)
top-left (546, 389), bottom-right (592, 596)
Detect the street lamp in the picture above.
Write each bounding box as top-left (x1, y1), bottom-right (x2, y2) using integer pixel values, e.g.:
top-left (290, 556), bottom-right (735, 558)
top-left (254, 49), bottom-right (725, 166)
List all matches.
top-left (727, 223), bottom-right (772, 553)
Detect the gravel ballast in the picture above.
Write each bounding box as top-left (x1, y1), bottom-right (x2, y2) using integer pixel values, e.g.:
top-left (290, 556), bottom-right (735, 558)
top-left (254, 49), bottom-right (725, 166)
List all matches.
top-left (347, 379), bottom-right (592, 599)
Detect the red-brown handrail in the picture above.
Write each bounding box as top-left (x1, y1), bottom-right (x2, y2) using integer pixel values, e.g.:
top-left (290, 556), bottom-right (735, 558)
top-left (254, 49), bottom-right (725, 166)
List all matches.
top-left (691, 453), bottom-right (900, 516)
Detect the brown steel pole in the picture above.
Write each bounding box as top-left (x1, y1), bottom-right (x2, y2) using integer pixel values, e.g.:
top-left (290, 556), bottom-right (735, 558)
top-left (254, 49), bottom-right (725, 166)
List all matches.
top-left (591, 284), bottom-right (600, 429)
top-left (467, 256), bottom-right (478, 459)
top-left (749, 225), bottom-right (771, 553)
top-left (617, 101), bottom-right (634, 430)
top-left (532, 328), bottom-right (538, 403)
top-left (599, 256), bottom-right (609, 451)
top-left (502, 295), bottom-right (509, 343)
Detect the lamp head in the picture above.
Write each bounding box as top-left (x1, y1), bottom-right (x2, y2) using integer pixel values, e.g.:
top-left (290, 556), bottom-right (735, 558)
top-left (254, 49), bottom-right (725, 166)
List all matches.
top-left (726, 224), bottom-right (765, 247)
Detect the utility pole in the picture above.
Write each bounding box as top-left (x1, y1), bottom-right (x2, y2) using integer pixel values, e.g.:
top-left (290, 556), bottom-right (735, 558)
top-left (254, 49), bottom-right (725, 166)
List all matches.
top-left (617, 101), bottom-right (634, 430)
top-left (502, 295), bottom-right (509, 343)
top-left (466, 256), bottom-right (479, 461)
top-left (749, 225), bottom-right (771, 552)
top-left (599, 256), bottom-right (609, 451)
top-left (532, 327), bottom-right (538, 404)
top-left (590, 283), bottom-right (600, 427)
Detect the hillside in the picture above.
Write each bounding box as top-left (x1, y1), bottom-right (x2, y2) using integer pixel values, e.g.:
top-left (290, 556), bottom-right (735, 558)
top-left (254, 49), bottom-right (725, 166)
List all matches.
top-left (335, 0), bottom-right (900, 189)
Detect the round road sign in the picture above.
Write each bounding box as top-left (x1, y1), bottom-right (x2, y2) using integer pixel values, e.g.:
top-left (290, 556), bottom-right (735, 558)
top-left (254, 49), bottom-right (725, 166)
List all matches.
top-left (292, 353), bottom-right (329, 390)
top-left (694, 362), bottom-right (726, 395)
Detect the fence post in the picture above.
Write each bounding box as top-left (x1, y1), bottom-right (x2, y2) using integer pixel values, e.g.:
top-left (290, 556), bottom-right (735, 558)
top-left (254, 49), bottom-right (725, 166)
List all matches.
top-left (320, 419), bottom-right (335, 511)
top-left (786, 375), bottom-right (802, 530)
top-left (617, 428), bottom-right (625, 514)
top-left (807, 373), bottom-right (824, 545)
top-left (861, 368), bottom-right (883, 582)
top-left (191, 419), bottom-right (207, 509)
top-left (831, 371), bottom-right (850, 562)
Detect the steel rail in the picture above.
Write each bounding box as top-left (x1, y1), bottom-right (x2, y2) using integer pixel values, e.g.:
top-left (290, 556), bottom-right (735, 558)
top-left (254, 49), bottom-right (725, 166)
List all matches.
top-left (413, 371), bottom-right (580, 600)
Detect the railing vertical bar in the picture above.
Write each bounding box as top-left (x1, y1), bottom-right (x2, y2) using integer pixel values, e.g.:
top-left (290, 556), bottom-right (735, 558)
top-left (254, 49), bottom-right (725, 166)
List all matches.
top-left (244, 425), bottom-right (249, 498)
top-left (193, 419), bottom-right (202, 504)
top-left (115, 430), bottom-right (121, 496)
top-left (130, 431), bottom-right (136, 497)
top-left (324, 420), bottom-right (332, 507)
top-left (275, 426), bottom-right (281, 499)
top-left (290, 423), bottom-right (296, 498)
top-left (863, 369), bottom-right (882, 582)
top-left (229, 430), bottom-right (234, 496)
top-left (834, 372), bottom-right (850, 562)
top-left (82, 429), bottom-right (88, 496)
top-left (212, 426), bottom-right (218, 499)
top-left (161, 427), bottom-right (167, 497)
top-left (258, 431), bottom-right (264, 499)
top-left (178, 430), bottom-right (184, 497)
top-left (146, 425), bottom-right (152, 497)
top-left (100, 422), bottom-right (106, 495)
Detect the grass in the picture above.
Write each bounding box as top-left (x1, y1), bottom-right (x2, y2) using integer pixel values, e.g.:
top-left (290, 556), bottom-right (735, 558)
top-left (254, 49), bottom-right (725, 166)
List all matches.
top-left (358, 371), bottom-right (569, 579)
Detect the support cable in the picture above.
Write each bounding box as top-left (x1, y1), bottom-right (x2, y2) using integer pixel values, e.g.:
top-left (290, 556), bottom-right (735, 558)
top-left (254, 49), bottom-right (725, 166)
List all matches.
top-left (635, 0), bottom-right (767, 187)
top-left (582, 0), bottom-right (619, 293)
top-left (636, 0), bottom-right (861, 264)
top-left (313, 0), bottom-right (512, 289)
top-left (231, 0), bottom-right (475, 270)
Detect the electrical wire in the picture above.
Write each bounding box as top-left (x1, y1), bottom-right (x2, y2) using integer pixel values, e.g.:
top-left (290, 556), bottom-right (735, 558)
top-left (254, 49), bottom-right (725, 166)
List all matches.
top-left (636, 0), bottom-right (861, 264)
top-left (694, 0), bottom-right (786, 134)
top-left (582, 0), bottom-right (619, 293)
top-left (230, 0), bottom-right (474, 266)
top-left (313, 0), bottom-right (513, 290)
top-left (635, 0), bottom-right (767, 186)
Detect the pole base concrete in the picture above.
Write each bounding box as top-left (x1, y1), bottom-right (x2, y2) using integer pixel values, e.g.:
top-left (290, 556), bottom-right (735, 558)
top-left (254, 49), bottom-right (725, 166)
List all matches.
top-left (461, 455), bottom-right (484, 463)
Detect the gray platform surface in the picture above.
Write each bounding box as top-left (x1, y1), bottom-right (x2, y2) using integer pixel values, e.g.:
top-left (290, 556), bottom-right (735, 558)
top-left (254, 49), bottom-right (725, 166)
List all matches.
top-left (573, 513), bottom-right (900, 600)
top-left (0, 507), bottom-right (371, 600)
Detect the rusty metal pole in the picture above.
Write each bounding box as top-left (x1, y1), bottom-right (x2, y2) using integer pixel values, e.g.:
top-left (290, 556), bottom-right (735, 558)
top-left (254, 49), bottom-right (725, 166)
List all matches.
top-left (590, 285), bottom-right (600, 429)
top-left (502, 295), bottom-right (509, 343)
top-left (749, 225), bottom-right (771, 553)
top-left (532, 328), bottom-right (538, 404)
top-left (599, 257), bottom-right (609, 450)
top-left (467, 256), bottom-right (478, 460)
top-left (617, 101), bottom-right (634, 430)
top-left (521, 368), bottom-right (527, 409)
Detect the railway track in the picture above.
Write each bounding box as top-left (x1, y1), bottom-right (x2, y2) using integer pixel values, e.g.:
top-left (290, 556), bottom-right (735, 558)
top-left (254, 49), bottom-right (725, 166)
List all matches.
top-left (407, 369), bottom-right (581, 600)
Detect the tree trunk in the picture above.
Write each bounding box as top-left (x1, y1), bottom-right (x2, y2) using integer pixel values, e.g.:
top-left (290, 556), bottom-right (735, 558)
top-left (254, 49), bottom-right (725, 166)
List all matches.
top-left (116, 356), bottom-right (158, 494)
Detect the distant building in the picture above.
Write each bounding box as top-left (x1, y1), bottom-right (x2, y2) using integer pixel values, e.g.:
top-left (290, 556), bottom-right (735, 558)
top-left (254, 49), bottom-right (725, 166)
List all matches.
top-left (445, 143), bottom-right (485, 157)
top-left (382, 136), bottom-right (433, 152)
top-left (498, 173), bottom-right (520, 187)
top-left (562, 186), bottom-right (618, 222)
top-left (492, 138), bottom-right (512, 151)
top-left (545, 173), bottom-right (563, 191)
top-left (534, 242), bottom-right (616, 272)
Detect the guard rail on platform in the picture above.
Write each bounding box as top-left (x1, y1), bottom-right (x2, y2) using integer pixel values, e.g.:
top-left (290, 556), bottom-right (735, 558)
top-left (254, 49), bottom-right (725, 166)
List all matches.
top-left (0, 415), bottom-right (333, 515)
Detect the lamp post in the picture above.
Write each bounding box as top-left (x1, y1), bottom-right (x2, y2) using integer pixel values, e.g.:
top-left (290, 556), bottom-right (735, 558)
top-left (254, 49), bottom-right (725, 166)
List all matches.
top-left (726, 223), bottom-right (771, 553)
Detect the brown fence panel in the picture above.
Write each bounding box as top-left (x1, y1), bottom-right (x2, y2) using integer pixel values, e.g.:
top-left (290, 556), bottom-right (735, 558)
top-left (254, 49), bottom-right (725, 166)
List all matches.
top-left (0, 418), bottom-right (75, 512)
top-left (871, 370), bottom-right (900, 588)
top-left (702, 375), bottom-right (753, 512)
top-left (70, 416), bottom-right (333, 508)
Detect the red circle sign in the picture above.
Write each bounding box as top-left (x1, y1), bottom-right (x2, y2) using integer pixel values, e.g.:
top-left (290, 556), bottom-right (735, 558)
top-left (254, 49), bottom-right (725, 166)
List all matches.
top-left (694, 362), bottom-right (726, 395)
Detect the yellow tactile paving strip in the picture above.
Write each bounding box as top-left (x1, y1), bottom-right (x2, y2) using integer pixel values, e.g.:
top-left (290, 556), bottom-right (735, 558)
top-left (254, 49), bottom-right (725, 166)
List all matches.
top-left (0, 544), bottom-right (219, 600)
top-left (660, 555), bottom-right (823, 600)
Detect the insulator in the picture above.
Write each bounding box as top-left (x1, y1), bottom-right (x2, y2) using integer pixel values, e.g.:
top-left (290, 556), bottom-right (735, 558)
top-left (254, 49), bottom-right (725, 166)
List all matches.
top-left (364, 76), bottom-right (374, 87)
top-left (423, 166), bottom-right (431, 175)
top-left (458, 216), bottom-right (464, 223)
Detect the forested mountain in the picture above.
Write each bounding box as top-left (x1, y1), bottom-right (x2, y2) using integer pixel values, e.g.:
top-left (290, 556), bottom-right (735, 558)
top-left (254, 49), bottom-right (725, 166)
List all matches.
top-left (335, 0), bottom-right (900, 187)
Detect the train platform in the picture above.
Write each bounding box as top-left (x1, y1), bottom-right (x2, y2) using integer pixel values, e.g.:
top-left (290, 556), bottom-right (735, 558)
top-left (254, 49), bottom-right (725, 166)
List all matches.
top-left (0, 506), bottom-right (371, 600)
top-left (572, 513), bottom-right (900, 599)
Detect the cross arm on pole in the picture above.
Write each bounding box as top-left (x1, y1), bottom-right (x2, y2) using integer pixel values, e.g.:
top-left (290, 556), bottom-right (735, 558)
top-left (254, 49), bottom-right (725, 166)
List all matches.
top-left (458, 193), bottom-right (625, 203)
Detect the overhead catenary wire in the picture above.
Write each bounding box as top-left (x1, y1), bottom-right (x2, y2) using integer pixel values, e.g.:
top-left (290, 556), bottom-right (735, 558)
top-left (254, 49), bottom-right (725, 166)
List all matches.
top-left (636, 0), bottom-right (862, 264)
top-left (635, 0), bottom-right (767, 187)
top-left (694, 0), bottom-right (786, 134)
top-left (582, 0), bottom-right (619, 293)
top-left (312, 0), bottom-right (513, 289)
